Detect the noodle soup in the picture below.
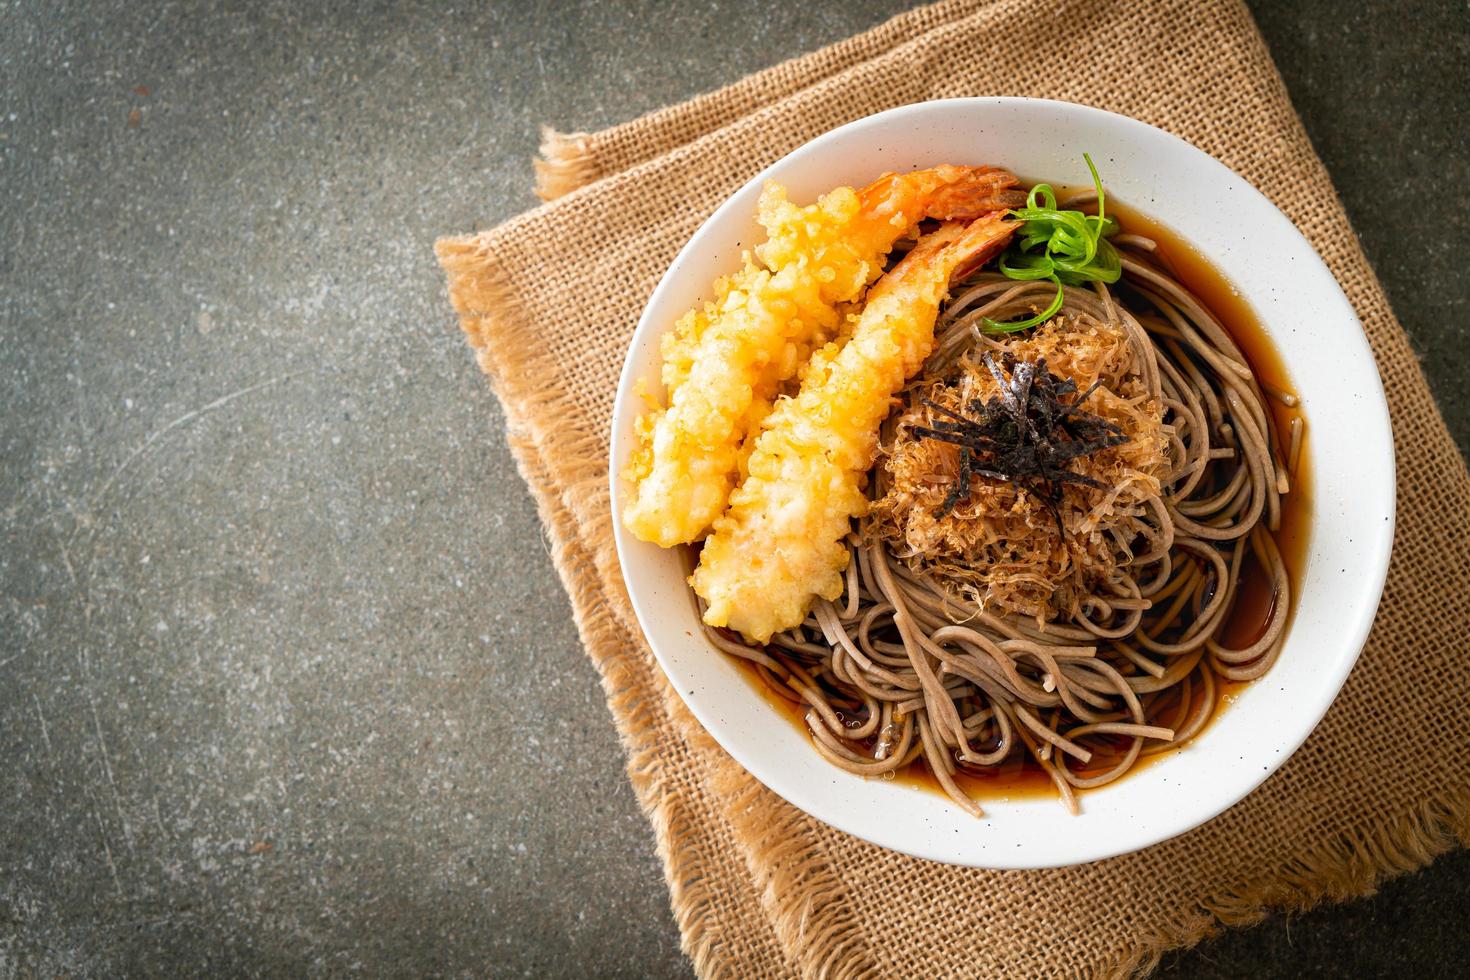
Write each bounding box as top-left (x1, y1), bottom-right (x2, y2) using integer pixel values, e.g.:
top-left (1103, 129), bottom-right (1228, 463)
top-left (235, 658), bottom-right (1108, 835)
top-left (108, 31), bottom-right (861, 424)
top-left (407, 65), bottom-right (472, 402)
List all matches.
top-left (715, 197), bottom-right (1309, 805)
top-left (612, 98), bottom-right (1392, 866)
top-left (674, 185), bottom-right (1308, 816)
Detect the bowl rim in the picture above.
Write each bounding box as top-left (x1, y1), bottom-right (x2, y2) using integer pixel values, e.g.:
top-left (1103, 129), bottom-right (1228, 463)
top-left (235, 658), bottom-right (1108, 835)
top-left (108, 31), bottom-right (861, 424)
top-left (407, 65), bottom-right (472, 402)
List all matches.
top-left (608, 97), bottom-right (1396, 868)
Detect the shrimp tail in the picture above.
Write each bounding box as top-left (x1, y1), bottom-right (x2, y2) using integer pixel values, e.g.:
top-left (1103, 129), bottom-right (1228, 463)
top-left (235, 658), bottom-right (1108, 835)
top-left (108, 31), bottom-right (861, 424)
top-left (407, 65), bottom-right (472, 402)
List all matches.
top-left (859, 165), bottom-right (1025, 223)
top-left (951, 211), bottom-right (1017, 279)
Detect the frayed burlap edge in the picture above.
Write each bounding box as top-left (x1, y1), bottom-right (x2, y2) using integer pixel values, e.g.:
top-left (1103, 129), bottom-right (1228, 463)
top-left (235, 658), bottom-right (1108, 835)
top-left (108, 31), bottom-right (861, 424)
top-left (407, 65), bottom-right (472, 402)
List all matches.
top-left (513, 443), bottom-right (756, 978)
top-left (435, 233), bottom-right (767, 973)
top-left (1119, 793), bottom-right (1470, 977)
top-left (516, 446), bottom-right (734, 976)
top-left (529, 0), bottom-right (996, 201)
top-left (436, 233), bottom-right (883, 977)
top-left (435, 230), bottom-right (1470, 978)
top-left (533, 127), bottom-right (600, 202)
top-left (434, 234), bottom-right (634, 637)
top-left (715, 773), bottom-right (884, 979)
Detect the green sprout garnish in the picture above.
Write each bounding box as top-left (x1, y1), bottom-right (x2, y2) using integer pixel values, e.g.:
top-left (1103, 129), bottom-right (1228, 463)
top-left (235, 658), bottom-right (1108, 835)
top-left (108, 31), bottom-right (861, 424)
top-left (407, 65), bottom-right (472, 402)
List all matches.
top-left (980, 153), bottom-right (1122, 334)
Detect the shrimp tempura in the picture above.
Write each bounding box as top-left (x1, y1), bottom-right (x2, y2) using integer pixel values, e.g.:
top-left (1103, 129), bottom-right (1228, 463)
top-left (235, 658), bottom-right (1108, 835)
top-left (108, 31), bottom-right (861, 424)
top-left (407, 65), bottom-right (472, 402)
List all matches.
top-left (622, 166), bottom-right (1022, 547)
top-left (693, 215), bottom-right (1016, 642)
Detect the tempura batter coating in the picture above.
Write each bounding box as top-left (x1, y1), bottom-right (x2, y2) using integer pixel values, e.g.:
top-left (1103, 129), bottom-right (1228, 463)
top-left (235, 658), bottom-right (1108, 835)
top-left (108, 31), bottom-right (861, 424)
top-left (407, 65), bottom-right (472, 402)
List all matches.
top-left (694, 215), bottom-right (1016, 642)
top-left (622, 167), bottom-right (1022, 547)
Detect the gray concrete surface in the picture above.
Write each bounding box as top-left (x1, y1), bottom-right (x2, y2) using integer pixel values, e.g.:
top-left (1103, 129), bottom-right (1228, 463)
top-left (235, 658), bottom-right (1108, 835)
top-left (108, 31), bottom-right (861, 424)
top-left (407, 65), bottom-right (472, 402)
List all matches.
top-left (1, 1), bottom-right (1465, 977)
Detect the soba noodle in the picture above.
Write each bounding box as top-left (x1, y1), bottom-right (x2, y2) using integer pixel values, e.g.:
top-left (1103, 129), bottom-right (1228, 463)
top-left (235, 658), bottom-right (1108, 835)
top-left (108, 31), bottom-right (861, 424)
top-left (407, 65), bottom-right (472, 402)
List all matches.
top-left (703, 224), bottom-right (1294, 817)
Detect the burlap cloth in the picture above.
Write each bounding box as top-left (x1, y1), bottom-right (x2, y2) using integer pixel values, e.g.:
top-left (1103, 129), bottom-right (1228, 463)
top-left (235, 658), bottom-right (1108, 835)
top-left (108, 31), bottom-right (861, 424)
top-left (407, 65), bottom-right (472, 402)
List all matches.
top-left (437, 1), bottom-right (1470, 975)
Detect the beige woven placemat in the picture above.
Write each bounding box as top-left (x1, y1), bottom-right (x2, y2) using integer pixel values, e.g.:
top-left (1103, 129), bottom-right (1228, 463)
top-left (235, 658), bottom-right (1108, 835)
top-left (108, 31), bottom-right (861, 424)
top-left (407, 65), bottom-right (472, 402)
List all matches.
top-left (437, 1), bottom-right (1470, 975)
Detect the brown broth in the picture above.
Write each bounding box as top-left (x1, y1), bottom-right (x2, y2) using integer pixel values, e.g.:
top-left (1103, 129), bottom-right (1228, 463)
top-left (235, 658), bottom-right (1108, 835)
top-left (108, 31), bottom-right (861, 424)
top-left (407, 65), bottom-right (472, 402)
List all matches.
top-left (1106, 195), bottom-right (1313, 590)
top-left (711, 193), bottom-right (1312, 807)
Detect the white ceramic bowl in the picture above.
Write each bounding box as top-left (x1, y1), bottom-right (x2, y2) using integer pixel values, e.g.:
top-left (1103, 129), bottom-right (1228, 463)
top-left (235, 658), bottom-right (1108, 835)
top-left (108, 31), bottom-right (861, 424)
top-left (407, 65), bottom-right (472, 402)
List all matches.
top-left (609, 98), bottom-right (1394, 868)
